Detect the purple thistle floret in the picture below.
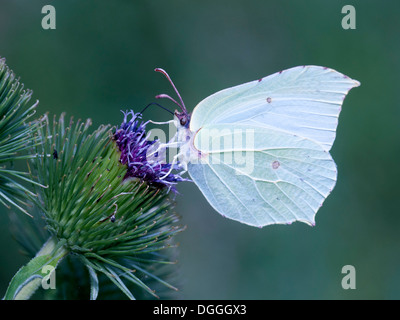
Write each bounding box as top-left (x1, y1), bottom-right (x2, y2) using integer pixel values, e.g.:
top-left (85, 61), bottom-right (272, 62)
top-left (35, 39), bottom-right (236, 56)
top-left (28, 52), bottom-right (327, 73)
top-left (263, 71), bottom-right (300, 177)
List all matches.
top-left (113, 110), bottom-right (187, 192)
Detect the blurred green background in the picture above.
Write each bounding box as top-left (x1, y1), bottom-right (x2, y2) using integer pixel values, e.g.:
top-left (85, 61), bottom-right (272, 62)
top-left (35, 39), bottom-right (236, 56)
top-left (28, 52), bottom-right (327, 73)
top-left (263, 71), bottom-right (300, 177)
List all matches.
top-left (1, 0), bottom-right (399, 299)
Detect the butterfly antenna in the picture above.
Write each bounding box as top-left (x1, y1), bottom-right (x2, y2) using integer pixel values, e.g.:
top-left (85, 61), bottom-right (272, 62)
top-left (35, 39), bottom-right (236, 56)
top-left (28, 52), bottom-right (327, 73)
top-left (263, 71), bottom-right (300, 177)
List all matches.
top-left (154, 68), bottom-right (187, 113)
top-left (155, 94), bottom-right (183, 110)
top-left (140, 102), bottom-right (174, 115)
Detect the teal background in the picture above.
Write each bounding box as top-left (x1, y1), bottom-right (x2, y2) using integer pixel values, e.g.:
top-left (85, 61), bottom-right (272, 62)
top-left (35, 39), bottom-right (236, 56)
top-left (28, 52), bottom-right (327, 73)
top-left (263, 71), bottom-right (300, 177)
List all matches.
top-left (1, 0), bottom-right (399, 299)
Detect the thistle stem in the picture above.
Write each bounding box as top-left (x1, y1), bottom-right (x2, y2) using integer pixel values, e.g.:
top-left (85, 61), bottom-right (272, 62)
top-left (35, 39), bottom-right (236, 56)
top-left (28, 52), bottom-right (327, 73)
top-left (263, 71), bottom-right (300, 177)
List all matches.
top-left (3, 236), bottom-right (69, 300)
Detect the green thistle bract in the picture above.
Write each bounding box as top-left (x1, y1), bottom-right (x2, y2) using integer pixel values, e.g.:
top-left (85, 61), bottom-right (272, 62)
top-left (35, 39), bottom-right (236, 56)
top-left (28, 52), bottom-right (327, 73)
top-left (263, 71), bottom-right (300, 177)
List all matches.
top-left (28, 113), bottom-right (183, 299)
top-left (0, 58), bottom-right (41, 215)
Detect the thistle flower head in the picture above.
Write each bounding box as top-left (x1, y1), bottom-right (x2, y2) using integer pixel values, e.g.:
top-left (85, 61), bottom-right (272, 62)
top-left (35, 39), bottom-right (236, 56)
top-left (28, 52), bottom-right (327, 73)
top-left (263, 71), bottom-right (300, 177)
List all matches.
top-left (114, 110), bottom-right (187, 192)
top-left (26, 113), bottom-right (184, 299)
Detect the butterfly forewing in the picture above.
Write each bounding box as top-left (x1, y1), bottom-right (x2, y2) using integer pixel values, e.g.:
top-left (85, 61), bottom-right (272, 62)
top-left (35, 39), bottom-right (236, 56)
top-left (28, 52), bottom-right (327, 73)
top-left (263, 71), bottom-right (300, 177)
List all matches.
top-left (190, 66), bottom-right (360, 152)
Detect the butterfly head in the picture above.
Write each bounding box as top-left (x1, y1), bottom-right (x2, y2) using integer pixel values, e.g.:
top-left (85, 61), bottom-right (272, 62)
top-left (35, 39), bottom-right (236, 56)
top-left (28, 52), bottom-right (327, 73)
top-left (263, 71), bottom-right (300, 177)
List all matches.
top-left (175, 110), bottom-right (190, 128)
top-left (154, 67), bottom-right (204, 167)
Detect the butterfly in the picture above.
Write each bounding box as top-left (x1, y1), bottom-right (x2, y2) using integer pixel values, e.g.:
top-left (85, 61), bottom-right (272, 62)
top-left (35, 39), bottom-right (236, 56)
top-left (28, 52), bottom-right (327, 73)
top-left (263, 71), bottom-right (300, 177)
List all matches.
top-left (154, 66), bottom-right (360, 227)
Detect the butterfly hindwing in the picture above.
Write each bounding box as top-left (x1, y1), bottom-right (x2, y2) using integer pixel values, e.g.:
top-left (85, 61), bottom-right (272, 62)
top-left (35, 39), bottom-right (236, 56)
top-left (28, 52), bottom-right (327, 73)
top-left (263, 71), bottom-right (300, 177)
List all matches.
top-left (188, 124), bottom-right (337, 227)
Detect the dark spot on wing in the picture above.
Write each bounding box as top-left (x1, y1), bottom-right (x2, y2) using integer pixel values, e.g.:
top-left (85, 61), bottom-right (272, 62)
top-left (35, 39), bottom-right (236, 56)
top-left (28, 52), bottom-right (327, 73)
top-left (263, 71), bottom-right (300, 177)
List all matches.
top-left (272, 160), bottom-right (280, 169)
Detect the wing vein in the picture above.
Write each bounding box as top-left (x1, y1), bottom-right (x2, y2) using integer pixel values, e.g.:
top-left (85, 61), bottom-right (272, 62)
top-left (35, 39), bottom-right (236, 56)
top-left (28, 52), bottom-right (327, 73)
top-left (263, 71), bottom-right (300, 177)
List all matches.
top-left (207, 161), bottom-right (262, 226)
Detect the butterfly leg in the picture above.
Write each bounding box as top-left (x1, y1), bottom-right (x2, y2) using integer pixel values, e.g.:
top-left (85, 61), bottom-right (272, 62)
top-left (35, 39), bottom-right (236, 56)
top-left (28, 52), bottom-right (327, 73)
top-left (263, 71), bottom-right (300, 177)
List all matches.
top-left (146, 140), bottom-right (181, 159)
top-left (159, 153), bottom-right (182, 180)
top-left (145, 126), bottom-right (182, 159)
top-left (148, 119), bottom-right (175, 125)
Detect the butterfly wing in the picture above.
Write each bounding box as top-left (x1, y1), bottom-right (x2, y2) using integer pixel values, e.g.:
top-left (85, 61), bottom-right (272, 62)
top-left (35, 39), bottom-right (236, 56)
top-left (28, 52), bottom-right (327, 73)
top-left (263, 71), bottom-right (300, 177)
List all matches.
top-left (190, 65), bottom-right (360, 152)
top-left (187, 66), bottom-right (359, 227)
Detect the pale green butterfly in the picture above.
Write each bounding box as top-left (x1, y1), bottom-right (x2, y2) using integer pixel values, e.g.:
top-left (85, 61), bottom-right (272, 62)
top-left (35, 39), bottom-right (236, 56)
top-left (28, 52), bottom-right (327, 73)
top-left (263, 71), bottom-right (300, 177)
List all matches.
top-left (154, 66), bottom-right (360, 227)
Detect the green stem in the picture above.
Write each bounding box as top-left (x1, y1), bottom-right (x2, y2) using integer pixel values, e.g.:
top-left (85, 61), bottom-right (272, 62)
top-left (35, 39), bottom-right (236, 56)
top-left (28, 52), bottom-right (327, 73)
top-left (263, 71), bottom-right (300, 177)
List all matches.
top-left (3, 236), bottom-right (69, 300)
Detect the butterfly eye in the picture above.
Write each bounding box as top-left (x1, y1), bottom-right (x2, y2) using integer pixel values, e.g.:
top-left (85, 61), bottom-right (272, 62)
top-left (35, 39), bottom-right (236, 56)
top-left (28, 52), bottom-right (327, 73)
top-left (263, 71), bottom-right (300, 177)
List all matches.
top-left (180, 117), bottom-right (187, 126)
